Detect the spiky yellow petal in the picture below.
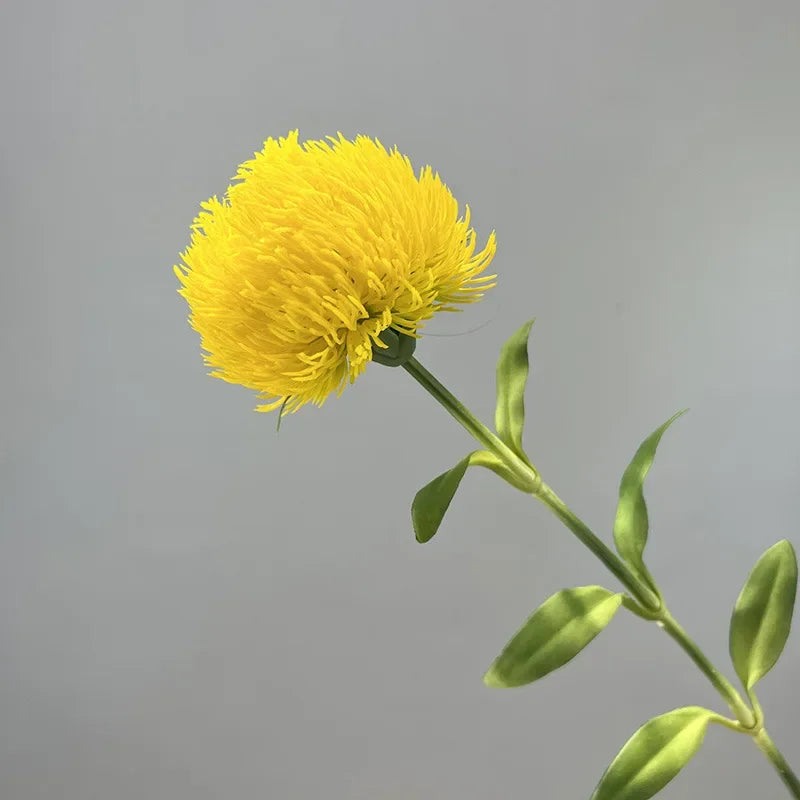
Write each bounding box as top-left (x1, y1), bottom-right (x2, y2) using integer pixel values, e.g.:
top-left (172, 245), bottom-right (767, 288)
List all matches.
top-left (175, 130), bottom-right (497, 415)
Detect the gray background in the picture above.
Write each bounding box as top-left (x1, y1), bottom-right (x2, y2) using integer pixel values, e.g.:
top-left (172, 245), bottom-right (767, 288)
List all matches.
top-left (2, 0), bottom-right (799, 797)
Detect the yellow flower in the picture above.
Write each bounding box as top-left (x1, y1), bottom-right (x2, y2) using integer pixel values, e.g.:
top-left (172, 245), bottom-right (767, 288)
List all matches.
top-left (175, 130), bottom-right (497, 415)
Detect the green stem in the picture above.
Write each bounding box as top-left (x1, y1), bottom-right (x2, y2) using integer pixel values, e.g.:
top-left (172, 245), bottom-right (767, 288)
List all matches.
top-left (534, 485), bottom-right (754, 727)
top-left (401, 356), bottom-right (540, 495)
top-left (403, 355), bottom-right (659, 611)
top-left (657, 611), bottom-right (755, 728)
top-left (533, 483), bottom-right (661, 611)
top-left (754, 729), bottom-right (800, 799)
top-left (401, 354), bottom-right (800, 797)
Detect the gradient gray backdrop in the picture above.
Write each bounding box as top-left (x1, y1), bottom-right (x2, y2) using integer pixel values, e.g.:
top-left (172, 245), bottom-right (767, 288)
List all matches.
top-left (3, 1), bottom-right (800, 798)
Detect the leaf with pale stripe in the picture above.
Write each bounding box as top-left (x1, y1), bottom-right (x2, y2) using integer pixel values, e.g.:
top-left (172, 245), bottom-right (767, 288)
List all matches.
top-left (484, 586), bottom-right (622, 688)
top-left (729, 539), bottom-right (798, 690)
top-left (494, 318), bottom-right (535, 464)
top-left (613, 410), bottom-right (686, 594)
top-left (591, 707), bottom-right (713, 800)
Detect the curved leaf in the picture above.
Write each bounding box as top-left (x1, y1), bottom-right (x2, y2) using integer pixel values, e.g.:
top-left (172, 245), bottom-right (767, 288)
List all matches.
top-left (412, 451), bottom-right (502, 543)
top-left (483, 586), bottom-right (622, 688)
top-left (729, 539), bottom-right (798, 690)
top-left (494, 318), bottom-right (535, 464)
top-left (411, 454), bottom-right (471, 544)
top-left (613, 410), bottom-right (687, 592)
top-left (591, 707), bottom-right (713, 800)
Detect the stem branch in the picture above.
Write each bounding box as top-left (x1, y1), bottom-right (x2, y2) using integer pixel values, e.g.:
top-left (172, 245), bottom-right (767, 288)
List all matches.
top-left (401, 354), bottom-right (800, 798)
top-left (403, 356), bottom-right (659, 611)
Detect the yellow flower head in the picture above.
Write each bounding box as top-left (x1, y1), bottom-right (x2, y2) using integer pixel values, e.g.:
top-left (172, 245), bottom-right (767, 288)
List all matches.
top-left (175, 130), bottom-right (497, 415)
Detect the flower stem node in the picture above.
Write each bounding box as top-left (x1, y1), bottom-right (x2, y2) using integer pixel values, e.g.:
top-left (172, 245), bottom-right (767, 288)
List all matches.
top-left (371, 328), bottom-right (418, 367)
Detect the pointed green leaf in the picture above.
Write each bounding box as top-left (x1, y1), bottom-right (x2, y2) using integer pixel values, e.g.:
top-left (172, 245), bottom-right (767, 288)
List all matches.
top-left (729, 539), bottom-right (798, 690)
top-left (494, 318), bottom-right (535, 463)
top-left (483, 586), bottom-right (622, 688)
top-left (613, 410), bottom-right (687, 590)
top-left (412, 451), bottom-right (501, 543)
top-left (591, 707), bottom-right (713, 800)
top-left (412, 454), bottom-right (471, 544)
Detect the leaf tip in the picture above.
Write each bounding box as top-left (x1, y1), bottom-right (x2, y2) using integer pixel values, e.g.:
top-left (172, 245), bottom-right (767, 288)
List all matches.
top-left (669, 407), bottom-right (689, 424)
top-left (774, 539), bottom-right (797, 558)
top-left (482, 666), bottom-right (506, 689)
top-left (411, 513), bottom-right (435, 544)
top-left (410, 500), bottom-right (435, 544)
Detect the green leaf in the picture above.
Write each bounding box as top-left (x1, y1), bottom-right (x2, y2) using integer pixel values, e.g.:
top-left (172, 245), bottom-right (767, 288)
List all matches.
top-left (412, 454), bottom-right (471, 544)
top-left (494, 318), bottom-right (535, 463)
top-left (591, 707), bottom-right (713, 800)
top-left (412, 451), bottom-right (500, 543)
top-left (412, 449), bottom-right (539, 543)
top-left (729, 539), bottom-right (798, 690)
top-left (483, 586), bottom-right (622, 688)
top-left (613, 410), bottom-right (687, 591)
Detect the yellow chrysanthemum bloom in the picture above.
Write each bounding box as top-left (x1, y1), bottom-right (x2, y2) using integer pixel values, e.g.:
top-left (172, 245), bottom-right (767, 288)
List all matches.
top-left (175, 130), bottom-right (497, 415)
